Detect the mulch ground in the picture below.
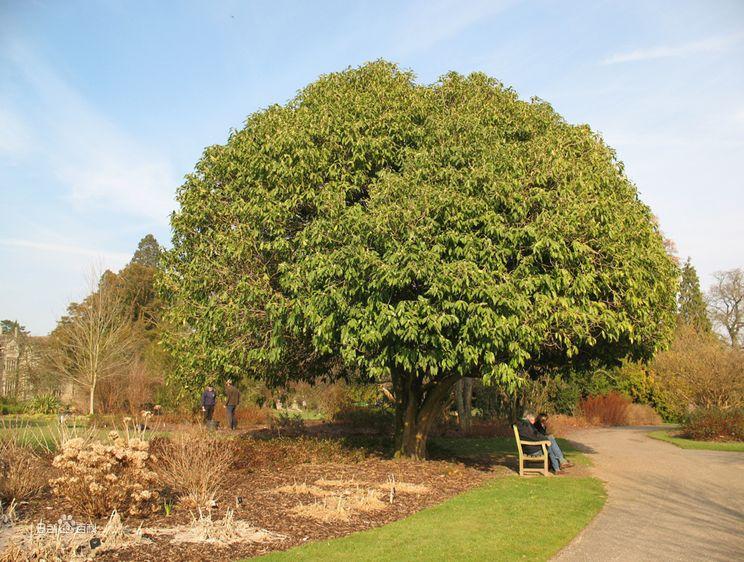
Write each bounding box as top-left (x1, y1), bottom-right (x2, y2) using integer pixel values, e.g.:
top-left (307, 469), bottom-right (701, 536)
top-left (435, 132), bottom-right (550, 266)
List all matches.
top-left (12, 426), bottom-right (517, 562)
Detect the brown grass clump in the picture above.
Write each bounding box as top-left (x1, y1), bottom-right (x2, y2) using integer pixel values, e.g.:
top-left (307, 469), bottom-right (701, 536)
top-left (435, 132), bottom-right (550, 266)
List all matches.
top-left (291, 497), bottom-right (352, 522)
top-left (626, 403), bottom-right (662, 425)
top-left (289, 485), bottom-right (388, 522)
top-left (50, 421), bottom-right (160, 517)
top-left (156, 428), bottom-right (236, 509)
top-left (579, 392), bottom-right (632, 426)
top-left (344, 489), bottom-right (387, 512)
top-left (162, 509), bottom-right (284, 545)
top-left (0, 436), bottom-right (48, 503)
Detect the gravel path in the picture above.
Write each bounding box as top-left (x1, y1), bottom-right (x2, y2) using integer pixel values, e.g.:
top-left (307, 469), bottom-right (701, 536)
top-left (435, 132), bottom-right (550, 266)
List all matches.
top-left (553, 426), bottom-right (744, 562)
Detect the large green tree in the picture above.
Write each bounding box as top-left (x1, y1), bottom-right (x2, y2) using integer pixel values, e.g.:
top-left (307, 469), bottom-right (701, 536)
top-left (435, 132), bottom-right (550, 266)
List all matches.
top-left (160, 62), bottom-right (678, 458)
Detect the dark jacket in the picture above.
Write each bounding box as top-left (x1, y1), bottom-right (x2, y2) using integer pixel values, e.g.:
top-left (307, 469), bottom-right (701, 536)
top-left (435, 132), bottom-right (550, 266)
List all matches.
top-left (201, 389), bottom-right (216, 407)
top-left (225, 385), bottom-right (241, 406)
top-left (517, 419), bottom-right (547, 455)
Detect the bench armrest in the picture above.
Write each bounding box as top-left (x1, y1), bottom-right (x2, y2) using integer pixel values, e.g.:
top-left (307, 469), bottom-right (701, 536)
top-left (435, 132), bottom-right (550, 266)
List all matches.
top-left (520, 440), bottom-right (551, 446)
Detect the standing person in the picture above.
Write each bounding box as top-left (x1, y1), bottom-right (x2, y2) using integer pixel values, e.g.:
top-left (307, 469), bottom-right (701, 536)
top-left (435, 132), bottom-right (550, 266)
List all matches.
top-left (201, 385), bottom-right (217, 424)
top-left (534, 413), bottom-right (574, 470)
top-left (224, 380), bottom-right (241, 430)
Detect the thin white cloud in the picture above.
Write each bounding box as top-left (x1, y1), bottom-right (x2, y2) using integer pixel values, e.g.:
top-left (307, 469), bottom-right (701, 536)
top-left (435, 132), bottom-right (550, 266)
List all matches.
top-left (394, 0), bottom-right (515, 55)
top-left (602, 32), bottom-right (744, 65)
top-left (0, 106), bottom-right (32, 156)
top-left (4, 41), bottom-right (177, 223)
top-left (0, 237), bottom-right (130, 263)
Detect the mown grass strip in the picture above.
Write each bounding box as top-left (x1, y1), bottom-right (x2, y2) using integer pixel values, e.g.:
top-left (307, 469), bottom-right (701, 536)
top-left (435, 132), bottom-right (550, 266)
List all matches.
top-left (648, 430), bottom-right (744, 452)
top-left (254, 476), bottom-right (606, 562)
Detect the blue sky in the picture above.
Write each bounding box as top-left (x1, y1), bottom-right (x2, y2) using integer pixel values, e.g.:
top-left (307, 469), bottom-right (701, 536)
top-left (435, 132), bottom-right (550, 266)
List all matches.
top-left (1, 0), bottom-right (743, 335)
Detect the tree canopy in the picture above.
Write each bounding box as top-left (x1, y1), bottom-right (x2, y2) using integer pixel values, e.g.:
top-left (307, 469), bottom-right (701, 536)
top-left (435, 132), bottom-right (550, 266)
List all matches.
top-left (130, 234), bottom-right (162, 269)
top-left (677, 258), bottom-right (711, 333)
top-left (160, 61), bottom-right (678, 457)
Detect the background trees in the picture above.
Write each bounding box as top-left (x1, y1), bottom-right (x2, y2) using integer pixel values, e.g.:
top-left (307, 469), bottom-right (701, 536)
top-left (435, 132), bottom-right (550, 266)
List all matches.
top-left (708, 268), bottom-right (743, 348)
top-left (677, 258), bottom-right (711, 333)
top-left (48, 270), bottom-right (138, 414)
top-left (161, 61), bottom-right (678, 457)
top-left (45, 235), bottom-right (165, 415)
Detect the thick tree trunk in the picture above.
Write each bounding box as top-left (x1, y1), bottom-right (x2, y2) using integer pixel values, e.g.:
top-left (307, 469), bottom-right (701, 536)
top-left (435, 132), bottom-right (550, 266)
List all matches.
top-left (392, 370), bottom-right (460, 459)
top-left (455, 378), bottom-right (474, 433)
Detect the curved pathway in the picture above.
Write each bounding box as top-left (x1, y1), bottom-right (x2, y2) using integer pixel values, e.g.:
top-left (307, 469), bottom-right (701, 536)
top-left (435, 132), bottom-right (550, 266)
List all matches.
top-left (553, 426), bottom-right (744, 561)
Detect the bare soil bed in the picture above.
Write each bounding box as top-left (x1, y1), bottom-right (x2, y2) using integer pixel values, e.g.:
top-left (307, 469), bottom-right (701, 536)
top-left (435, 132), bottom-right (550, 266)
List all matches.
top-left (9, 428), bottom-right (511, 562)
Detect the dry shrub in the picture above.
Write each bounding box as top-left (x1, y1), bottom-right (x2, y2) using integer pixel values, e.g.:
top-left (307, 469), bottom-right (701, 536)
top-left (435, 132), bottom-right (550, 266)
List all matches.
top-left (157, 429), bottom-right (236, 508)
top-left (544, 414), bottom-right (591, 436)
top-left (626, 403), bottom-right (662, 425)
top-left (683, 407), bottom-right (744, 441)
top-left (0, 510), bottom-right (148, 561)
top-left (653, 325), bottom-right (744, 413)
top-left (51, 422), bottom-right (160, 517)
top-left (579, 392), bottom-right (631, 425)
top-left (0, 435), bottom-right (48, 503)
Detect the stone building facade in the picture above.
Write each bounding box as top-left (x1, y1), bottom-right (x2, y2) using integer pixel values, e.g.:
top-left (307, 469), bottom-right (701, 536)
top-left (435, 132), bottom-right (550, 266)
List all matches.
top-left (0, 328), bottom-right (26, 398)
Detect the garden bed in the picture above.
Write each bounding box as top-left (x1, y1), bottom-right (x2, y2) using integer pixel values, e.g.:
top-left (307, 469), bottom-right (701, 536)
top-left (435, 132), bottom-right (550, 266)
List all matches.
top-left (6, 432), bottom-right (514, 561)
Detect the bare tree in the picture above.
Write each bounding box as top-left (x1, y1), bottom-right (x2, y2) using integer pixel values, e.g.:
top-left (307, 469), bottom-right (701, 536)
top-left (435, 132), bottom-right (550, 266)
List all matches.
top-left (48, 269), bottom-right (138, 414)
top-left (708, 268), bottom-right (744, 348)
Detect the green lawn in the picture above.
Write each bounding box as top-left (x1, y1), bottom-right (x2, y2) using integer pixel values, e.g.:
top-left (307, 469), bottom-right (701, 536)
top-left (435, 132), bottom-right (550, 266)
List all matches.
top-left (254, 476), bottom-right (605, 562)
top-left (648, 429), bottom-right (744, 452)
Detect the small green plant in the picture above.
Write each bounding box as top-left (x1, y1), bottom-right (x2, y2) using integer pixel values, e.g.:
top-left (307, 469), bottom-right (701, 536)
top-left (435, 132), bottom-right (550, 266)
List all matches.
top-left (272, 411), bottom-right (305, 434)
top-left (164, 499), bottom-right (174, 516)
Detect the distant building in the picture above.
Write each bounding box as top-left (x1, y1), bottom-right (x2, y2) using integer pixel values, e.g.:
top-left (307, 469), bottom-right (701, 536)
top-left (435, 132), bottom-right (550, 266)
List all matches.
top-left (0, 327), bottom-right (26, 398)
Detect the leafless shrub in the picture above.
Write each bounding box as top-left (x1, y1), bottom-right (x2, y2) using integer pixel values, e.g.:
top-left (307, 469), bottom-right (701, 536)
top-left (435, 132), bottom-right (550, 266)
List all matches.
top-left (0, 420), bottom-right (50, 502)
top-left (157, 428), bottom-right (236, 509)
top-left (653, 324), bottom-right (744, 412)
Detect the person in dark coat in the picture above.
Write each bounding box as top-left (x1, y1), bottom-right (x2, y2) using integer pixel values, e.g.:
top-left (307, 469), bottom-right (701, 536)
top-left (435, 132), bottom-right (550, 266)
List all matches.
top-left (518, 412), bottom-right (572, 473)
top-left (224, 380), bottom-right (241, 430)
top-left (201, 385), bottom-right (217, 423)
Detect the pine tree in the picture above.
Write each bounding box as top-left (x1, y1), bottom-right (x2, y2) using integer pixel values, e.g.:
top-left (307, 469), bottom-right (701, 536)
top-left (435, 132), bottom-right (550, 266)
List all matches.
top-left (130, 234), bottom-right (162, 268)
top-left (678, 258), bottom-right (711, 332)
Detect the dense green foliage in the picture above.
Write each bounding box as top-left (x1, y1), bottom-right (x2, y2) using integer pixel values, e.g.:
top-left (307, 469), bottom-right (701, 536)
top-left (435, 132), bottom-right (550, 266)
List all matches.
top-left (161, 61), bottom-right (678, 456)
top-left (677, 258), bottom-right (711, 333)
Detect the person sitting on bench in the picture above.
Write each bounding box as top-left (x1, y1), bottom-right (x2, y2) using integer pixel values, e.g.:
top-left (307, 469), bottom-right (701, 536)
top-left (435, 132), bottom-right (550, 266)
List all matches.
top-left (517, 411), bottom-right (573, 473)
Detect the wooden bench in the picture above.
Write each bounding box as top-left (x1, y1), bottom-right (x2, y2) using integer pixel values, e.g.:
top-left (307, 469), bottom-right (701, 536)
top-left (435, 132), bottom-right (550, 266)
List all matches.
top-left (512, 424), bottom-right (551, 477)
